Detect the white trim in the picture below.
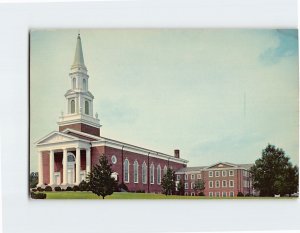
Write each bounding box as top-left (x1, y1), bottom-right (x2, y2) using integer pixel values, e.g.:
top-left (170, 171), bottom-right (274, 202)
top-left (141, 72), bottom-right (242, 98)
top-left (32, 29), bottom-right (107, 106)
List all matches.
top-left (124, 158), bottom-right (130, 183)
top-left (150, 163), bottom-right (155, 184)
top-left (142, 161), bottom-right (147, 184)
top-left (62, 128), bottom-right (101, 140)
top-left (184, 183), bottom-right (188, 189)
top-left (191, 182), bottom-right (195, 189)
top-left (206, 162), bottom-right (238, 169)
top-left (229, 180), bottom-right (234, 187)
top-left (215, 180), bottom-right (220, 188)
top-left (209, 171), bottom-right (213, 177)
top-left (229, 191), bottom-right (234, 197)
top-left (222, 170), bottom-right (227, 177)
top-left (215, 171), bottom-right (220, 177)
top-left (222, 191), bottom-right (227, 197)
top-left (133, 160), bottom-right (139, 184)
top-left (229, 170), bottom-right (234, 176)
top-left (215, 192), bottom-right (220, 197)
top-left (184, 174), bottom-right (188, 180)
top-left (190, 174), bottom-right (195, 180)
top-left (157, 164), bottom-right (161, 184)
top-left (209, 181), bottom-right (213, 188)
top-left (197, 174), bottom-right (201, 179)
top-left (209, 192), bottom-right (213, 197)
top-left (222, 180), bottom-right (227, 187)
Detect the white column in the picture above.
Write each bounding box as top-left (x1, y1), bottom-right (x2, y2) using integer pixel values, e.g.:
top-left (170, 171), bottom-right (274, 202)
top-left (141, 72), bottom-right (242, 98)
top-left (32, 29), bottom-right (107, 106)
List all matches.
top-left (62, 149), bottom-right (68, 185)
top-left (75, 147), bottom-right (81, 185)
top-left (86, 147), bottom-right (91, 178)
top-left (49, 150), bottom-right (54, 185)
top-left (37, 151), bottom-right (43, 186)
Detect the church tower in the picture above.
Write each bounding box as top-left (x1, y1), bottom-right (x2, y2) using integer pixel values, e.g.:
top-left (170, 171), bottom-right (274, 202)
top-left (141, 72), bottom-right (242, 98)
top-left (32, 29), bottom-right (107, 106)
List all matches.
top-left (58, 34), bottom-right (101, 136)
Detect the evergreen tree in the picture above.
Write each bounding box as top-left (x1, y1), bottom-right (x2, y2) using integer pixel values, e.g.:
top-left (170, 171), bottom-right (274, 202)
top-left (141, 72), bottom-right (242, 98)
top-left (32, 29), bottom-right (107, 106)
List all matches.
top-left (161, 168), bottom-right (176, 195)
top-left (250, 144), bottom-right (299, 197)
top-left (87, 154), bottom-right (117, 199)
top-left (176, 179), bottom-right (185, 196)
top-left (193, 179), bottom-right (205, 195)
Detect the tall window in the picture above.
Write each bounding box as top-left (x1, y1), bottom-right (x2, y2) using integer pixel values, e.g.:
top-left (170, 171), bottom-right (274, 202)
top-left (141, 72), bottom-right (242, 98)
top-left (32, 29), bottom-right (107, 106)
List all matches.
top-left (133, 160), bottom-right (138, 183)
top-left (83, 79), bottom-right (87, 91)
top-left (124, 159), bottom-right (129, 183)
top-left (70, 100), bottom-right (75, 114)
top-left (157, 165), bottom-right (161, 184)
top-left (163, 165), bottom-right (167, 175)
top-left (215, 180), bottom-right (220, 188)
top-left (85, 100), bottom-right (89, 115)
top-left (150, 163), bottom-right (154, 184)
top-left (72, 78), bottom-right (76, 89)
top-left (142, 162), bottom-right (147, 184)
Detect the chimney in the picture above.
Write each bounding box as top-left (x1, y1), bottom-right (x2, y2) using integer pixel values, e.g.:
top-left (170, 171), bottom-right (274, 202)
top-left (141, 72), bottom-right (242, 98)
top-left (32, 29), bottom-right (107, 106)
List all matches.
top-left (174, 149), bottom-right (180, 158)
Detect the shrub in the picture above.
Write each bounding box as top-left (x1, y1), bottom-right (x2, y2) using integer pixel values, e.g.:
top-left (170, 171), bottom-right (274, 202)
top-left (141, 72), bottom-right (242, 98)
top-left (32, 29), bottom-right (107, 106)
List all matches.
top-left (31, 192), bottom-right (47, 199)
top-left (79, 180), bottom-right (88, 191)
top-left (37, 187), bottom-right (44, 192)
top-left (66, 186), bottom-right (73, 191)
top-left (199, 192), bottom-right (205, 196)
top-left (136, 190), bottom-right (145, 193)
top-left (54, 186), bottom-right (62, 192)
top-left (44, 186), bottom-right (52, 192)
top-left (245, 193), bottom-right (252, 197)
top-left (32, 188), bottom-right (37, 192)
top-left (73, 185), bottom-right (80, 192)
top-left (118, 182), bottom-right (129, 192)
top-left (61, 188), bottom-right (65, 192)
top-left (237, 192), bottom-right (244, 197)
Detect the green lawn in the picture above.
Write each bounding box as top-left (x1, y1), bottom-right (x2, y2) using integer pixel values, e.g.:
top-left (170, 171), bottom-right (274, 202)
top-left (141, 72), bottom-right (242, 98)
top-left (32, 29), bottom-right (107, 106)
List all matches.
top-left (36, 191), bottom-right (298, 200)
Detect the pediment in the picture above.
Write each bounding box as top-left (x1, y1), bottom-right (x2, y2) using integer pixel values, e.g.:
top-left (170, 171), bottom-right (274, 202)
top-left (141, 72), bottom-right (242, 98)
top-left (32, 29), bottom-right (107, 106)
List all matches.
top-left (37, 132), bottom-right (78, 145)
top-left (207, 162), bottom-right (236, 169)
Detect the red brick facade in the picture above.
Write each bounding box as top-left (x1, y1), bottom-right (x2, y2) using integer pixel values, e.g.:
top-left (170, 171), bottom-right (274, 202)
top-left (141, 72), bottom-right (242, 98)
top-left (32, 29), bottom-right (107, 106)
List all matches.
top-left (59, 123), bottom-right (100, 136)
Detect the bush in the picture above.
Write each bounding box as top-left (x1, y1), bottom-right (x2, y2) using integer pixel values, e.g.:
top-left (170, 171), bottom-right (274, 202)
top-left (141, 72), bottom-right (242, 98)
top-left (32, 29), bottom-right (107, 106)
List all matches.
top-left (73, 185), bottom-right (80, 192)
top-left (54, 187), bottom-right (62, 192)
top-left (44, 186), bottom-right (52, 192)
top-left (79, 180), bottom-right (88, 191)
top-left (31, 192), bottom-right (47, 199)
top-left (66, 186), bottom-right (73, 191)
top-left (135, 190), bottom-right (145, 193)
top-left (61, 188), bottom-right (65, 192)
top-left (245, 193), bottom-right (252, 197)
top-left (199, 192), bottom-right (205, 196)
top-left (237, 192), bottom-right (244, 197)
top-left (32, 188), bottom-right (37, 192)
top-left (37, 187), bottom-right (44, 192)
top-left (118, 182), bottom-right (129, 192)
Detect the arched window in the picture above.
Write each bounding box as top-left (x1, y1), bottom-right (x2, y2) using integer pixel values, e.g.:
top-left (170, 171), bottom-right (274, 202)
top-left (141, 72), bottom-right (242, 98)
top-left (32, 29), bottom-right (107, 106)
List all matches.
top-left (163, 165), bottom-right (167, 175)
top-left (133, 160), bottom-right (139, 183)
top-left (67, 154), bottom-right (75, 162)
top-left (70, 100), bottom-right (75, 114)
top-left (124, 159), bottom-right (129, 183)
top-left (72, 78), bottom-right (76, 89)
top-left (85, 100), bottom-right (89, 115)
top-left (83, 79), bottom-right (87, 91)
top-left (142, 162), bottom-right (147, 184)
top-left (150, 163), bottom-right (154, 184)
top-left (157, 165), bottom-right (161, 184)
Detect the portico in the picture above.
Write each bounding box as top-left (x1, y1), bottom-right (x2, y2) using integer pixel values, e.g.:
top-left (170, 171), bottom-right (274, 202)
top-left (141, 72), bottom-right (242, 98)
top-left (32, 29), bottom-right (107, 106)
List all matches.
top-left (36, 131), bottom-right (91, 187)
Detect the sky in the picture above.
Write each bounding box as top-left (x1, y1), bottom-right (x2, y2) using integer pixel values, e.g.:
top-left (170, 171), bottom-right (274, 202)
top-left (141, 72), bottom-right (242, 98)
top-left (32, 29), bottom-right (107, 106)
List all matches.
top-left (30, 29), bottom-right (299, 172)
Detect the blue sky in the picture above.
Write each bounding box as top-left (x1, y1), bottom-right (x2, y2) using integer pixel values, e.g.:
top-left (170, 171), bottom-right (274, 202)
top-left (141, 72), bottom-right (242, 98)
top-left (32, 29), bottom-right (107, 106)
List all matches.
top-left (30, 29), bottom-right (299, 171)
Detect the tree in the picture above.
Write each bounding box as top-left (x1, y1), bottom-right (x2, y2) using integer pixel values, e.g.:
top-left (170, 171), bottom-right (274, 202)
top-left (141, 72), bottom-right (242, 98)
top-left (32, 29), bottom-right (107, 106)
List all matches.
top-left (193, 179), bottom-right (205, 195)
top-left (29, 172), bottom-right (38, 188)
top-left (87, 154), bottom-right (117, 199)
top-left (161, 168), bottom-right (176, 195)
top-left (250, 144), bottom-right (299, 197)
top-left (176, 179), bottom-right (185, 196)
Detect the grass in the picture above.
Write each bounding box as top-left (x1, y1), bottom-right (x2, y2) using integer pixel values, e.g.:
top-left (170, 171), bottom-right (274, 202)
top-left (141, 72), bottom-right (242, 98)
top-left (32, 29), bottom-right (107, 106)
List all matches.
top-left (37, 191), bottom-right (298, 200)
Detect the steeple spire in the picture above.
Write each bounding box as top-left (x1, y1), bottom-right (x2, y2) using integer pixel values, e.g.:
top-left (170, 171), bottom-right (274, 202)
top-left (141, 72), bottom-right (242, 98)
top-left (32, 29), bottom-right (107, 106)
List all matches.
top-left (71, 33), bottom-right (86, 70)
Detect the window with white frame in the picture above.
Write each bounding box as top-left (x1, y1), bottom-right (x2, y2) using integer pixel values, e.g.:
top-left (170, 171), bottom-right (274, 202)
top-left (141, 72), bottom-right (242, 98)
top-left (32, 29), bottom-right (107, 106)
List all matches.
top-left (209, 181), bottom-right (213, 188)
top-left (177, 175), bottom-right (181, 180)
top-left (209, 171), bottom-right (213, 177)
top-left (222, 170), bottom-right (227, 177)
top-left (191, 182), bottom-right (195, 189)
top-left (229, 170), bottom-right (234, 176)
top-left (163, 165), bottom-right (167, 175)
top-left (215, 171), bottom-right (220, 177)
top-left (157, 165), bottom-right (161, 184)
top-left (215, 180), bottom-right (220, 188)
top-left (209, 192), bottom-right (213, 197)
top-left (222, 180), bottom-right (227, 187)
top-left (184, 174), bottom-right (188, 180)
top-left (215, 192), bottom-right (220, 197)
top-left (150, 163), bottom-right (155, 184)
top-left (133, 160), bottom-right (138, 183)
top-left (243, 180), bottom-right (248, 188)
top-left (124, 159), bottom-right (129, 183)
top-left (142, 162), bottom-right (147, 184)
top-left (229, 180), bottom-right (234, 187)
top-left (191, 174), bottom-right (195, 180)
top-left (197, 174), bottom-right (201, 179)
top-left (185, 183), bottom-right (188, 189)
top-left (229, 191), bottom-right (234, 197)
top-left (243, 170), bottom-right (248, 177)
top-left (222, 192), bottom-right (227, 197)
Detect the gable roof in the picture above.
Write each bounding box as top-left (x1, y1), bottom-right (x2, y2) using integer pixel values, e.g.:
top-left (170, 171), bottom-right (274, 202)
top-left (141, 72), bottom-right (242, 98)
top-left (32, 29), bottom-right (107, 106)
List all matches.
top-left (36, 131), bottom-right (83, 145)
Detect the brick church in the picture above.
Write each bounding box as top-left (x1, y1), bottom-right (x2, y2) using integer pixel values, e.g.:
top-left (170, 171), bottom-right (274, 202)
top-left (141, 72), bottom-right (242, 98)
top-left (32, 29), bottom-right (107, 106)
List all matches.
top-left (35, 34), bottom-right (253, 196)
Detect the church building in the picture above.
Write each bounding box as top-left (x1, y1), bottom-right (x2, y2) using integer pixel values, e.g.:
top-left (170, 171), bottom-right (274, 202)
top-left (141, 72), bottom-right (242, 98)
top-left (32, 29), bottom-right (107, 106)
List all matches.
top-left (35, 34), bottom-right (188, 193)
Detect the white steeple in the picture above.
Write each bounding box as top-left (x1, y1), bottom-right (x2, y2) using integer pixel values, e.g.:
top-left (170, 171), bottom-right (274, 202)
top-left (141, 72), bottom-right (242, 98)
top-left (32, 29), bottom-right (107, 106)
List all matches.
top-left (58, 34), bottom-right (100, 134)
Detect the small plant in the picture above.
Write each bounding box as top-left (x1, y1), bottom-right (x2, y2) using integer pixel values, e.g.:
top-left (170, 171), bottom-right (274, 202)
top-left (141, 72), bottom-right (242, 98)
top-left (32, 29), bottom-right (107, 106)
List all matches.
top-left (73, 185), bottom-right (80, 192)
top-left (79, 180), bottom-right (88, 191)
top-left (44, 186), bottom-right (52, 192)
top-left (199, 192), bottom-right (205, 196)
top-left (54, 186), bottom-right (62, 192)
top-left (66, 186), bottom-right (73, 191)
top-left (237, 192), bottom-right (244, 197)
top-left (37, 187), bottom-right (44, 192)
top-left (30, 192), bottom-right (47, 199)
top-left (32, 188), bottom-right (37, 192)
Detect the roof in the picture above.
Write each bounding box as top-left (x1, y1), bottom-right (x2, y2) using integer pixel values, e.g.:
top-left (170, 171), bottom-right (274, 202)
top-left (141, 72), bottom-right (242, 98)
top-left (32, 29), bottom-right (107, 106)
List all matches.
top-left (71, 34), bottom-right (86, 70)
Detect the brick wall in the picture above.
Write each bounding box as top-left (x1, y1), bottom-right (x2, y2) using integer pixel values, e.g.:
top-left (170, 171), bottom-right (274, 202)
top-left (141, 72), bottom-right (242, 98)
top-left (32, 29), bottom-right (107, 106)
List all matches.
top-left (59, 123), bottom-right (100, 136)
